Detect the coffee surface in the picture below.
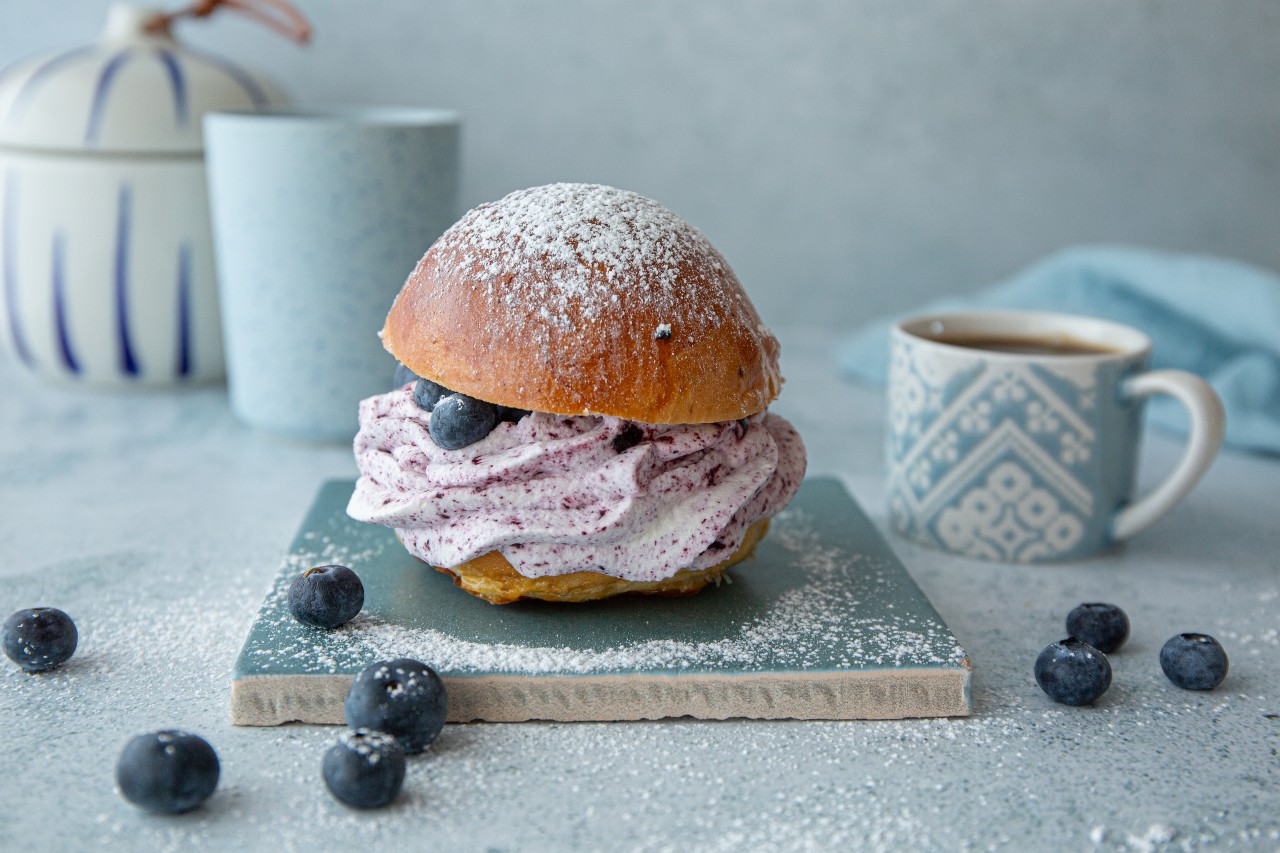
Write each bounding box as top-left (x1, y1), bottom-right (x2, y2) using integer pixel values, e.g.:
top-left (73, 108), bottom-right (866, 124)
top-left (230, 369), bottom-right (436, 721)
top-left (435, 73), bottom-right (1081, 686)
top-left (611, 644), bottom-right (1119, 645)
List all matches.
top-left (927, 333), bottom-right (1122, 357)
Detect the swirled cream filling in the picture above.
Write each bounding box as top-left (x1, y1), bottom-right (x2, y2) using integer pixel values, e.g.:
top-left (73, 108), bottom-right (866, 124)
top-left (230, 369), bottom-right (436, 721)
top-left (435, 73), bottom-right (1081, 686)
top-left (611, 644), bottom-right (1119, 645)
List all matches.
top-left (348, 388), bottom-right (806, 582)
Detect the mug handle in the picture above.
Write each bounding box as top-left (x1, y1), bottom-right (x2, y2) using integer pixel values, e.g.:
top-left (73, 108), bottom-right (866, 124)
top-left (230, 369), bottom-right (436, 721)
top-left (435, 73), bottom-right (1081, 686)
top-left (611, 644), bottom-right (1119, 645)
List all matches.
top-left (1110, 370), bottom-right (1226, 541)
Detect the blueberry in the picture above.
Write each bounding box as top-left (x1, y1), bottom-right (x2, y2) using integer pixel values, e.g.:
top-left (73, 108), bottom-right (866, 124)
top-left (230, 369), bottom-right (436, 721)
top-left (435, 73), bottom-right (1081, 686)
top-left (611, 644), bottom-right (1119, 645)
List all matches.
top-left (1160, 633), bottom-right (1229, 690)
top-left (428, 394), bottom-right (498, 450)
top-left (1034, 638), bottom-right (1112, 705)
top-left (322, 728), bottom-right (406, 809)
top-left (393, 363), bottom-right (420, 389)
top-left (3, 607), bottom-right (77, 673)
top-left (116, 730), bottom-right (220, 814)
top-left (1065, 603), bottom-right (1129, 654)
top-left (611, 424), bottom-right (644, 454)
top-left (412, 378), bottom-right (451, 411)
top-left (496, 405), bottom-right (530, 424)
top-left (344, 658), bottom-right (448, 754)
top-left (288, 565), bottom-right (364, 629)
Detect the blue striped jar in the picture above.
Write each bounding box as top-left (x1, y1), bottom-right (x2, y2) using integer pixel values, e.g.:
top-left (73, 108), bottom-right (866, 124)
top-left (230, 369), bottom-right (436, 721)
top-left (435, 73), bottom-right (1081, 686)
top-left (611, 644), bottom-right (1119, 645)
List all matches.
top-left (0, 3), bottom-right (280, 386)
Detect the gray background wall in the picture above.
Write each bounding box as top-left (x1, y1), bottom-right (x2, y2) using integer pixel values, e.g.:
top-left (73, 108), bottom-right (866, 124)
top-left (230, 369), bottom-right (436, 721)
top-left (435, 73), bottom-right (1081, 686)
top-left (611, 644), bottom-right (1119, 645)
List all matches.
top-left (3, 0), bottom-right (1278, 330)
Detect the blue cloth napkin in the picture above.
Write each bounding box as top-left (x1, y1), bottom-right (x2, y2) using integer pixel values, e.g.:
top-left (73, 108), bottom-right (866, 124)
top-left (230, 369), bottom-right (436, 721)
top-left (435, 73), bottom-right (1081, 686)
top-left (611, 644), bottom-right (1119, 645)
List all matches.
top-left (836, 245), bottom-right (1280, 455)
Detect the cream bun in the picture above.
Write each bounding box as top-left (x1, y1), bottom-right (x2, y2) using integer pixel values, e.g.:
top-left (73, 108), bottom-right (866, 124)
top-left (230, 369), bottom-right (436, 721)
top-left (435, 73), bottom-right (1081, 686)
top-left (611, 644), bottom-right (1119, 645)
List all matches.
top-left (348, 183), bottom-right (806, 603)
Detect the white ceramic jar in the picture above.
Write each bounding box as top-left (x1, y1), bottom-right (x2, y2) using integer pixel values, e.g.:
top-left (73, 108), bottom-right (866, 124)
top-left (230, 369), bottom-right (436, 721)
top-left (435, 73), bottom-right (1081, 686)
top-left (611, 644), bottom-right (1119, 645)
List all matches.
top-left (0, 4), bottom-right (280, 386)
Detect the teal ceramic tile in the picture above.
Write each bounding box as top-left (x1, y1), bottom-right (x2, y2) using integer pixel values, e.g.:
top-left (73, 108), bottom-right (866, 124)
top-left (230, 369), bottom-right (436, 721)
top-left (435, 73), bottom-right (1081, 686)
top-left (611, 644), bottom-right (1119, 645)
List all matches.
top-left (231, 478), bottom-right (971, 724)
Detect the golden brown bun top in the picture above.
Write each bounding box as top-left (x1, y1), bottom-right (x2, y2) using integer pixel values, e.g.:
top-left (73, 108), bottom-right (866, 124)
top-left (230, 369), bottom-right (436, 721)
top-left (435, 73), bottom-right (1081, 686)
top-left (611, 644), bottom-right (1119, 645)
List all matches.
top-left (382, 183), bottom-right (782, 424)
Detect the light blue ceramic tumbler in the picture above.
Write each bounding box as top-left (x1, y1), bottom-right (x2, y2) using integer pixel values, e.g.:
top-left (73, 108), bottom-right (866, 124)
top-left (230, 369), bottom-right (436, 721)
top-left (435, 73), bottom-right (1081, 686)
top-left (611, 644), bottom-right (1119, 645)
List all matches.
top-left (204, 107), bottom-right (459, 441)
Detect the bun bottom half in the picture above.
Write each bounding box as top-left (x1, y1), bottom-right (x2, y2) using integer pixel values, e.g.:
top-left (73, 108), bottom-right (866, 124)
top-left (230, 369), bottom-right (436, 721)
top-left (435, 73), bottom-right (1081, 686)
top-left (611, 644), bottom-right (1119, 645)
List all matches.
top-left (423, 518), bottom-right (771, 604)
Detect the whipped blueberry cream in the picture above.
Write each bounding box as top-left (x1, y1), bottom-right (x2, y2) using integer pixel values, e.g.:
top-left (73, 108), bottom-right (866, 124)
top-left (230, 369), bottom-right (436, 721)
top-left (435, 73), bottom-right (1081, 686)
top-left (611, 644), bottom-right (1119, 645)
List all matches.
top-left (348, 388), bottom-right (806, 582)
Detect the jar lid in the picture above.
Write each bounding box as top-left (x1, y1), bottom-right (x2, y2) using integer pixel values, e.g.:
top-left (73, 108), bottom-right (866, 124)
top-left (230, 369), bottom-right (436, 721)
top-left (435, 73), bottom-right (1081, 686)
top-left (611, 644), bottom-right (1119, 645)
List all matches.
top-left (0, 4), bottom-right (280, 154)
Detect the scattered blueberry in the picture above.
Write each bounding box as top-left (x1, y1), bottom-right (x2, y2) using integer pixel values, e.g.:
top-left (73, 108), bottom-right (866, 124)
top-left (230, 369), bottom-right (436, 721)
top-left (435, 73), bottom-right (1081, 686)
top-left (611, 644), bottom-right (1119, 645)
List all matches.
top-left (428, 394), bottom-right (498, 450)
top-left (1065, 603), bottom-right (1130, 654)
top-left (322, 728), bottom-right (406, 809)
top-left (611, 424), bottom-right (645, 454)
top-left (3, 607), bottom-right (77, 673)
top-left (1034, 638), bottom-right (1112, 705)
top-left (116, 730), bottom-right (220, 814)
top-left (392, 363), bottom-right (420, 389)
top-left (1160, 633), bottom-right (1229, 690)
top-left (496, 405), bottom-right (530, 424)
top-left (412, 378), bottom-right (451, 412)
top-left (344, 658), bottom-right (448, 754)
top-left (288, 565), bottom-right (364, 629)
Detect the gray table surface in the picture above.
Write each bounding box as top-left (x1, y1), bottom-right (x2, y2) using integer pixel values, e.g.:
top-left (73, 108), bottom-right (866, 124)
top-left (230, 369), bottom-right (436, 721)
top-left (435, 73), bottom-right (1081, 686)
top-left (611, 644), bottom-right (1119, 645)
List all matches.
top-left (1, 326), bottom-right (1277, 852)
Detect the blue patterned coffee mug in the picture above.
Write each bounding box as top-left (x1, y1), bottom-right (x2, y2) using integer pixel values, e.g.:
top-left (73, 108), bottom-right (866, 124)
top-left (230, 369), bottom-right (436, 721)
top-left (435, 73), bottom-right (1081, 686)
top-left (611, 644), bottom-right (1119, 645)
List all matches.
top-left (887, 311), bottom-right (1224, 562)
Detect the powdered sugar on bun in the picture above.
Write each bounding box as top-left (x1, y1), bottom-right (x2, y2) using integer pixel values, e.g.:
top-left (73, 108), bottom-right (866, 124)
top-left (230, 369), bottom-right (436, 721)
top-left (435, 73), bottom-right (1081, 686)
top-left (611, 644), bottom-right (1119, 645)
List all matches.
top-left (382, 183), bottom-right (783, 424)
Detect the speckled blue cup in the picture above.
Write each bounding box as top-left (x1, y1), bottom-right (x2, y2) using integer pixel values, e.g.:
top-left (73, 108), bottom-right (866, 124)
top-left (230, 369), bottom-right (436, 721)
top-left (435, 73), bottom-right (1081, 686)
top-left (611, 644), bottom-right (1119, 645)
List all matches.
top-left (204, 107), bottom-right (459, 442)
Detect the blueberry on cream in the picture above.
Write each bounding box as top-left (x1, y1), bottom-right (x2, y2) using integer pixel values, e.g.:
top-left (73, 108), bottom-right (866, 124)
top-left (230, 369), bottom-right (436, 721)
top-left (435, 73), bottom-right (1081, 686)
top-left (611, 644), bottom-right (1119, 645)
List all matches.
top-left (428, 394), bottom-right (499, 450)
top-left (412, 377), bottom-right (451, 412)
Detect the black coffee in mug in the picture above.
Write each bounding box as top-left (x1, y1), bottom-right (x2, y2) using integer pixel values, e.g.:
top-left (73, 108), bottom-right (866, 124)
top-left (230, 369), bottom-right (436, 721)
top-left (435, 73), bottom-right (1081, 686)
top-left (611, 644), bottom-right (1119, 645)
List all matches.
top-left (926, 332), bottom-right (1123, 357)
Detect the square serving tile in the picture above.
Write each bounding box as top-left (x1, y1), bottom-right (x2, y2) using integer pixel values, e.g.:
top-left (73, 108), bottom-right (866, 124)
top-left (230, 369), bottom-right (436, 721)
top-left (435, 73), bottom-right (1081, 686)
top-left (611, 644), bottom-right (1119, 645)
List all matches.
top-left (231, 478), bottom-right (971, 724)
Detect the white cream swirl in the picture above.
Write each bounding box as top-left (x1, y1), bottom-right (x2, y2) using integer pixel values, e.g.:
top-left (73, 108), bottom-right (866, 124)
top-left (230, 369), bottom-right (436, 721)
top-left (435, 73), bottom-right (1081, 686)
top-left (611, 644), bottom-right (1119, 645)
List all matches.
top-left (347, 388), bottom-right (806, 582)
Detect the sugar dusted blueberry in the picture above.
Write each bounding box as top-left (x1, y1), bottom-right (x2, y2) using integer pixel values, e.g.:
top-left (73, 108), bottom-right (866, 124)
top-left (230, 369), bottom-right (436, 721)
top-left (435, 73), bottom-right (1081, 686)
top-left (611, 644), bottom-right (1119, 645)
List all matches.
top-left (1034, 638), bottom-right (1112, 705)
top-left (3, 607), bottom-right (77, 673)
top-left (1066, 603), bottom-right (1129, 654)
top-left (429, 394), bottom-right (498, 450)
top-left (344, 658), bottom-right (448, 754)
top-left (1160, 633), bottom-right (1228, 690)
top-left (323, 728), bottom-right (406, 809)
top-left (288, 565), bottom-right (364, 629)
top-left (116, 730), bottom-right (220, 814)
top-left (413, 378), bottom-right (451, 411)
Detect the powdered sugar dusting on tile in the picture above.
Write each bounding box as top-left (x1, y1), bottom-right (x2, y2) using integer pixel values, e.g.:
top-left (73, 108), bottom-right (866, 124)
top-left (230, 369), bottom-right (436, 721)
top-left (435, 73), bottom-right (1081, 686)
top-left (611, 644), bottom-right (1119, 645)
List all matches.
top-left (248, 506), bottom-right (967, 678)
